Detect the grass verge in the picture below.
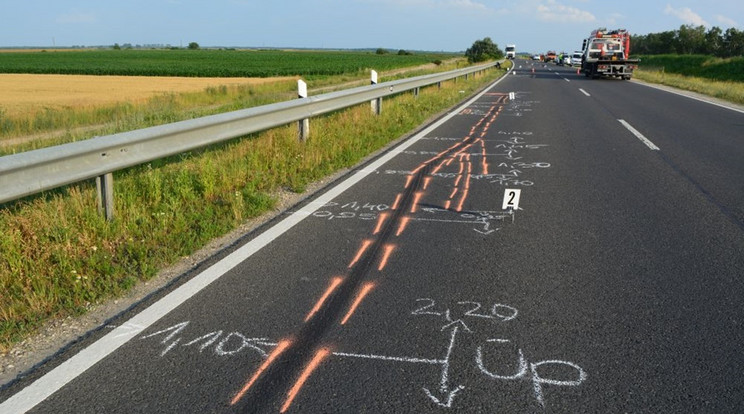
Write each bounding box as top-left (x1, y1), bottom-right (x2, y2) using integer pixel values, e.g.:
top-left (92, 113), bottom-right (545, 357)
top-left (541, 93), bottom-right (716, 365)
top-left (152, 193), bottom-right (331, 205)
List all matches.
top-left (634, 68), bottom-right (744, 106)
top-left (0, 64), bottom-right (506, 351)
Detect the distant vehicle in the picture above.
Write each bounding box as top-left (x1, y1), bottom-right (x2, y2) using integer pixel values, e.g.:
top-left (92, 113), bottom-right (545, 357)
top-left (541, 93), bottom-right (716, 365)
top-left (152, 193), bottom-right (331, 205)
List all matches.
top-left (532, 54), bottom-right (541, 61)
top-left (580, 28), bottom-right (639, 79)
top-left (571, 51), bottom-right (583, 67)
top-left (545, 51), bottom-right (557, 62)
top-left (505, 44), bottom-right (516, 59)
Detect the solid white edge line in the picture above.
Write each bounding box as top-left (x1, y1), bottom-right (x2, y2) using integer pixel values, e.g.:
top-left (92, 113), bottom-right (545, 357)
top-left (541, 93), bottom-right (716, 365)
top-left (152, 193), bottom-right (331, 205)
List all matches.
top-left (618, 119), bottom-right (660, 150)
top-left (634, 80), bottom-right (744, 115)
top-left (579, 88), bottom-right (590, 97)
top-left (0, 70), bottom-right (512, 414)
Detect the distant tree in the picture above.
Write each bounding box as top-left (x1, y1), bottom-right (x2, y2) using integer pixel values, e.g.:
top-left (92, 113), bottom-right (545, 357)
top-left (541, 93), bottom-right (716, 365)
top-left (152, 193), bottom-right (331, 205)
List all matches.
top-left (705, 26), bottom-right (724, 56)
top-left (376, 48), bottom-right (388, 55)
top-left (633, 25), bottom-right (744, 57)
top-left (465, 37), bottom-right (503, 63)
top-left (188, 42), bottom-right (200, 50)
top-left (723, 27), bottom-right (744, 57)
top-left (675, 25), bottom-right (706, 54)
top-left (113, 43), bottom-right (121, 50)
top-left (397, 49), bottom-right (412, 55)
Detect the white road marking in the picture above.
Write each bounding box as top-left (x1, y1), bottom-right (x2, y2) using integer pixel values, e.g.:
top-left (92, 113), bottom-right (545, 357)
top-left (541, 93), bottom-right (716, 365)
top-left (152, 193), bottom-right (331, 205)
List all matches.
top-left (618, 119), bottom-right (660, 150)
top-left (634, 80), bottom-right (744, 114)
top-left (0, 71), bottom-right (512, 414)
top-left (579, 88), bottom-right (590, 97)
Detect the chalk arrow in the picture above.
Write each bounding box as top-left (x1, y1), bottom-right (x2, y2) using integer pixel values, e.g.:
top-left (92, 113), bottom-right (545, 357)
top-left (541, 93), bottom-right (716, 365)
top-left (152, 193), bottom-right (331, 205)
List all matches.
top-left (423, 385), bottom-right (465, 408)
top-left (423, 325), bottom-right (466, 408)
top-left (441, 310), bottom-right (472, 333)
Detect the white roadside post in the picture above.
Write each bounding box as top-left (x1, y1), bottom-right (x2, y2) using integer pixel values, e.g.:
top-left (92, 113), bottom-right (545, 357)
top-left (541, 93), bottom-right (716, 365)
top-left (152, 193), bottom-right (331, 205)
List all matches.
top-left (96, 173), bottom-right (114, 221)
top-left (371, 70), bottom-right (381, 115)
top-left (297, 80), bottom-right (309, 141)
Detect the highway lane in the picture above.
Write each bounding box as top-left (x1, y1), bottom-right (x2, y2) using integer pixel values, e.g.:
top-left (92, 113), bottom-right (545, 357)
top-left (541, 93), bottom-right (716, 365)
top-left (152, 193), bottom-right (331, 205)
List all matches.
top-left (2, 62), bottom-right (744, 413)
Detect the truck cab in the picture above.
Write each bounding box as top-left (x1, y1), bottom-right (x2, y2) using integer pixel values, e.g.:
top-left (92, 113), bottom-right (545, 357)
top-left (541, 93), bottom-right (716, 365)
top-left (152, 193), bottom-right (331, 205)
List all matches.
top-left (505, 44), bottom-right (516, 59)
top-left (580, 28), bottom-right (639, 79)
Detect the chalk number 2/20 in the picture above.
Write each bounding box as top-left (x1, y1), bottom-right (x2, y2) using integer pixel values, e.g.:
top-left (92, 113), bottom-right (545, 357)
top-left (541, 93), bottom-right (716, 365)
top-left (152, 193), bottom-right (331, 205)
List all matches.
top-left (502, 189), bottom-right (521, 210)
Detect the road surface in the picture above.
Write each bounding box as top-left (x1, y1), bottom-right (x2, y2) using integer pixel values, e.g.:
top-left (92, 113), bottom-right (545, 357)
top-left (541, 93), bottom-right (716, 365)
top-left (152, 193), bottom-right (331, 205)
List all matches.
top-left (2, 62), bottom-right (744, 413)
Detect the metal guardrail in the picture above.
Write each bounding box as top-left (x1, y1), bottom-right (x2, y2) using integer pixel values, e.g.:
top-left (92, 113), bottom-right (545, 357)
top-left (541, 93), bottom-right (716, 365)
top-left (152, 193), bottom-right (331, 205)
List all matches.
top-left (0, 61), bottom-right (499, 218)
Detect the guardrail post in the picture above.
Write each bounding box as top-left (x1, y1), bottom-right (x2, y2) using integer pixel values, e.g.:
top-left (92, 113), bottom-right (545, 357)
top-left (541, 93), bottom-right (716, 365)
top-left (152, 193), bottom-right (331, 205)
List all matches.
top-left (297, 80), bottom-right (309, 141)
top-left (371, 70), bottom-right (381, 115)
top-left (437, 81), bottom-right (442, 90)
top-left (414, 87), bottom-right (420, 99)
top-left (96, 173), bottom-right (114, 221)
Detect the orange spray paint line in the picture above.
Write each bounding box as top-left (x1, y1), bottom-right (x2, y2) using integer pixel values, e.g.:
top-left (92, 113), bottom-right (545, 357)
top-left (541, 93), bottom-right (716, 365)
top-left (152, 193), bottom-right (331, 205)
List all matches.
top-left (341, 282), bottom-right (376, 325)
top-left (378, 244), bottom-right (396, 271)
top-left (396, 216), bottom-right (411, 236)
top-left (304, 277), bottom-right (343, 322)
top-left (411, 192), bottom-right (423, 213)
top-left (392, 193), bottom-right (403, 210)
top-left (280, 348), bottom-right (331, 413)
top-left (405, 175), bottom-right (414, 189)
top-left (450, 186), bottom-right (459, 199)
top-left (423, 176), bottom-right (432, 190)
top-left (231, 339), bottom-right (292, 406)
top-left (445, 157), bottom-right (455, 166)
top-left (456, 188), bottom-right (469, 212)
top-left (481, 143), bottom-right (489, 175)
top-left (348, 240), bottom-right (372, 268)
top-left (444, 200), bottom-right (451, 210)
top-left (373, 213), bottom-right (389, 235)
top-left (454, 174), bottom-right (463, 187)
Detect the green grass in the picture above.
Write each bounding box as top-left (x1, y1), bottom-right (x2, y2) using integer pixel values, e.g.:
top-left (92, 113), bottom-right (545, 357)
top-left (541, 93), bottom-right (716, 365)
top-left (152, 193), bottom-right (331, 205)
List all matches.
top-left (637, 55), bottom-right (744, 82)
top-left (0, 65), bottom-right (506, 351)
top-left (0, 49), bottom-right (455, 78)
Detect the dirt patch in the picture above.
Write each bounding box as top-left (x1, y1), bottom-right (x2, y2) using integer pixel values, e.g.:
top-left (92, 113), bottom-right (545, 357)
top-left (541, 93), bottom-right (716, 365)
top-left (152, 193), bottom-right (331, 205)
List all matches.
top-left (0, 74), bottom-right (293, 117)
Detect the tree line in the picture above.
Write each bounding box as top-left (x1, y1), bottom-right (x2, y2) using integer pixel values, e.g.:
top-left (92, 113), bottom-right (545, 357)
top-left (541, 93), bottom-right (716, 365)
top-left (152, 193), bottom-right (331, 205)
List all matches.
top-left (633, 25), bottom-right (744, 57)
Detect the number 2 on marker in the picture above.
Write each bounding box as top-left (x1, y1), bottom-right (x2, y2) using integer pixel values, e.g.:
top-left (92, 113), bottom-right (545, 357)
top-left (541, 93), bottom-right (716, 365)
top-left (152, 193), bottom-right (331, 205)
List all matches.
top-left (502, 189), bottom-right (521, 210)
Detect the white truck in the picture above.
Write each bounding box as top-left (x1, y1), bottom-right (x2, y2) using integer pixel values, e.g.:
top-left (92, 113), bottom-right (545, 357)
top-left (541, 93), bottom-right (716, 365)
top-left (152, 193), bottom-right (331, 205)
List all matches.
top-left (580, 28), bottom-right (639, 79)
top-left (505, 44), bottom-right (516, 59)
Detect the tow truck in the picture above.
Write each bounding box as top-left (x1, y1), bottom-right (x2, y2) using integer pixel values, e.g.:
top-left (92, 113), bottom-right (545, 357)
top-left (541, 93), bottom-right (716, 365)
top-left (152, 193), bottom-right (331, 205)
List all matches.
top-left (580, 28), bottom-right (639, 80)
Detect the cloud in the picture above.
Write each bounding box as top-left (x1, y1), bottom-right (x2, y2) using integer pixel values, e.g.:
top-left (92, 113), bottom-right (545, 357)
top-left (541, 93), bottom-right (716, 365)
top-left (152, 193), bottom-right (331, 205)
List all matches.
top-left (536, 0), bottom-right (595, 23)
top-left (714, 15), bottom-right (738, 28)
top-left (358, 0), bottom-right (492, 13)
top-left (446, 0), bottom-right (490, 12)
top-left (56, 12), bottom-right (97, 24)
top-left (664, 4), bottom-right (708, 26)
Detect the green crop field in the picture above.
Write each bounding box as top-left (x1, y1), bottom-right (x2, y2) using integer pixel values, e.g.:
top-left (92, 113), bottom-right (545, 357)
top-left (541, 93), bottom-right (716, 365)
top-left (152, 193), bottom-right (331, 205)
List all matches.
top-left (0, 49), bottom-right (455, 78)
top-left (638, 55), bottom-right (744, 82)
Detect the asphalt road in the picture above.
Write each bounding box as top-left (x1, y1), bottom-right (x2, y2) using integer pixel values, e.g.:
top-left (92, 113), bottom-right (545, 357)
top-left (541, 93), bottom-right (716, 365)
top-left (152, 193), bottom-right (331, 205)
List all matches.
top-left (2, 62), bottom-right (744, 413)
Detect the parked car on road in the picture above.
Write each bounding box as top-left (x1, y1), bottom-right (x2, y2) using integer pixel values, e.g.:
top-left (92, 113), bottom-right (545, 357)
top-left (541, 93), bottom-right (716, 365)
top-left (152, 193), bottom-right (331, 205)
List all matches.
top-left (571, 51), bottom-right (583, 67)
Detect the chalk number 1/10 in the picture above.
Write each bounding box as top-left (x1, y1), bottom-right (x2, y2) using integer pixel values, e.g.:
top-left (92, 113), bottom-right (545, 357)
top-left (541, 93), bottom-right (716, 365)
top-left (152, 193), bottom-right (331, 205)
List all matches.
top-left (502, 189), bottom-right (521, 210)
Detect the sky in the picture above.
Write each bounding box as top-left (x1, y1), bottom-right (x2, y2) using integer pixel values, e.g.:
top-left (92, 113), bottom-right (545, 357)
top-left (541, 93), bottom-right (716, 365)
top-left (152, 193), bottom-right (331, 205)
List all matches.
top-left (1, 1), bottom-right (743, 54)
